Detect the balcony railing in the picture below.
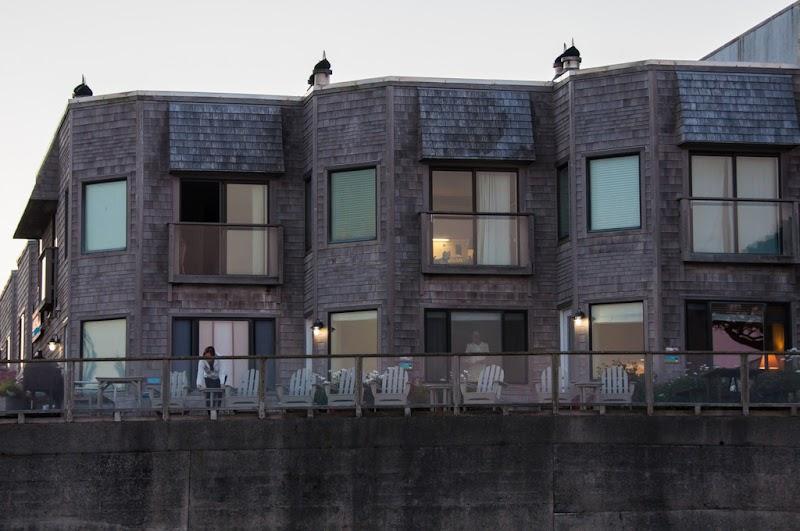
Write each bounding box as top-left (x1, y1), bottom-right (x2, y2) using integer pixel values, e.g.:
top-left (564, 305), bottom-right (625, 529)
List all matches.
top-left (2, 351), bottom-right (798, 422)
top-left (169, 223), bottom-right (283, 284)
top-left (420, 212), bottom-right (532, 274)
top-left (679, 197), bottom-right (798, 262)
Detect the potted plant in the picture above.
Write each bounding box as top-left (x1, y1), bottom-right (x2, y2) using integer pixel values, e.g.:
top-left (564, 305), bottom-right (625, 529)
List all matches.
top-left (0, 376), bottom-right (24, 411)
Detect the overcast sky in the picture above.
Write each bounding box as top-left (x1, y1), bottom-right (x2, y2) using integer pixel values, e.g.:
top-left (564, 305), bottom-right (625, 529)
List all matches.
top-left (0, 0), bottom-right (793, 275)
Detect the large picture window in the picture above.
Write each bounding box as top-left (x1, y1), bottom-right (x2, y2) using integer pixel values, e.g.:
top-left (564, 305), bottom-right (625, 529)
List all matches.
top-left (430, 169), bottom-right (523, 266)
top-left (690, 155), bottom-right (781, 254)
top-left (588, 155), bottom-right (640, 231)
top-left (81, 318), bottom-right (127, 381)
top-left (329, 310), bottom-right (378, 374)
top-left (83, 180), bottom-right (127, 252)
top-left (424, 310), bottom-right (527, 384)
top-left (590, 302), bottom-right (645, 377)
top-left (329, 168), bottom-right (377, 243)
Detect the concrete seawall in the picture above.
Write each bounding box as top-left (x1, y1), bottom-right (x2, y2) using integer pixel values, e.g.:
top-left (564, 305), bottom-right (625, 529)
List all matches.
top-left (1, 415), bottom-right (799, 529)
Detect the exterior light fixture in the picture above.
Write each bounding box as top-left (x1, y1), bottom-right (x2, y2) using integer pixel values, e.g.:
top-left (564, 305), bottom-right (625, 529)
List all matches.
top-left (572, 309), bottom-right (586, 325)
top-left (311, 319), bottom-right (325, 336)
top-left (47, 335), bottom-right (61, 352)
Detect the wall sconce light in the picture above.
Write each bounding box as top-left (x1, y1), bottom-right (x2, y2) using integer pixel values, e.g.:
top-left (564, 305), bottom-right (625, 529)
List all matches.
top-left (47, 335), bottom-right (61, 352)
top-left (311, 319), bottom-right (325, 336)
top-left (572, 309), bottom-right (586, 326)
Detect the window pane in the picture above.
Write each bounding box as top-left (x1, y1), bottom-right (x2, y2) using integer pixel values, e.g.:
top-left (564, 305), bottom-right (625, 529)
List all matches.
top-left (691, 156), bottom-right (733, 196)
top-left (424, 310), bottom-right (449, 382)
top-left (557, 166), bottom-right (569, 239)
top-left (171, 319), bottom-right (194, 384)
top-left (711, 302), bottom-right (764, 368)
top-left (451, 312), bottom-right (502, 382)
top-left (432, 215), bottom-right (474, 265)
top-left (737, 202), bottom-right (780, 254)
top-left (589, 155), bottom-right (640, 230)
top-left (502, 312), bottom-right (527, 384)
top-left (691, 201), bottom-right (735, 253)
top-left (330, 169), bottom-right (376, 243)
top-left (199, 320), bottom-right (250, 387)
top-left (736, 157), bottom-right (778, 199)
top-left (82, 319), bottom-right (126, 381)
top-left (226, 183), bottom-right (268, 224)
top-left (330, 310), bottom-right (378, 374)
top-left (226, 227), bottom-right (268, 275)
top-left (476, 171), bottom-right (516, 212)
top-left (431, 170), bottom-right (472, 212)
top-left (180, 181), bottom-right (220, 222)
top-left (590, 302), bottom-right (644, 377)
top-left (84, 180), bottom-right (127, 251)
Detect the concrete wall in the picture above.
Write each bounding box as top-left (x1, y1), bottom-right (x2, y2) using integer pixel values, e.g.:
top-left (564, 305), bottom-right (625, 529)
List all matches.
top-left (0, 416), bottom-right (798, 529)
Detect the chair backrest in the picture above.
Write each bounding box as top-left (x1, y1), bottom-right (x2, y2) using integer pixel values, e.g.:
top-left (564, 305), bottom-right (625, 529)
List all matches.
top-left (381, 366), bottom-right (408, 393)
top-left (538, 366), bottom-right (568, 394)
top-left (601, 365), bottom-right (630, 395)
top-left (170, 371), bottom-right (188, 398)
top-left (477, 365), bottom-right (504, 393)
top-left (289, 367), bottom-right (313, 396)
top-left (338, 367), bottom-right (355, 395)
top-left (239, 369), bottom-right (259, 397)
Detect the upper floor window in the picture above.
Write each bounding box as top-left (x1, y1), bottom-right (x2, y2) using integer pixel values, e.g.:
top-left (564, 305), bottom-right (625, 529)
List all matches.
top-left (557, 165), bottom-right (569, 240)
top-left (180, 180), bottom-right (268, 224)
top-left (83, 180), bottom-right (127, 253)
top-left (690, 155), bottom-right (782, 255)
top-left (329, 168), bottom-right (377, 244)
top-left (429, 169), bottom-right (526, 267)
top-left (588, 155), bottom-right (640, 231)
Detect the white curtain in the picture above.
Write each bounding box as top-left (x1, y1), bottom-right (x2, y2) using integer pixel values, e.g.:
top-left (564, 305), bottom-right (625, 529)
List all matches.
top-left (477, 172), bottom-right (517, 265)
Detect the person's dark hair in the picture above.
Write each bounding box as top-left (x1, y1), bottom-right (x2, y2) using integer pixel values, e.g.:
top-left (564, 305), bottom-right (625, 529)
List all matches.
top-left (203, 346), bottom-right (216, 370)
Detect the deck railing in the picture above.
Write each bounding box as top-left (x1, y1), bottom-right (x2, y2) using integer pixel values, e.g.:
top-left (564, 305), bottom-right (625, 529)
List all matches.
top-left (1, 351), bottom-right (798, 422)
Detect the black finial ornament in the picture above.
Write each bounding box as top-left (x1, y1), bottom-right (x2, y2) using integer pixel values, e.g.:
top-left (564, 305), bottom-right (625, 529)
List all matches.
top-left (72, 75), bottom-right (93, 98)
top-left (308, 51), bottom-right (333, 86)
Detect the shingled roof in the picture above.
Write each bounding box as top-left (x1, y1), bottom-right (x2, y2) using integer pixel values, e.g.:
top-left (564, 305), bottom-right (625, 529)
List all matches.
top-left (418, 88), bottom-right (535, 161)
top-left (676, 71), bottom-right (800, 145)
top-left (168, 102), bottom-right (285, 173)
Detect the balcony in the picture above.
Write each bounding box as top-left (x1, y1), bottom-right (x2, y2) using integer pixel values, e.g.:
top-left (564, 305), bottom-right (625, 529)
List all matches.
top-left (168, 223), bottom-right (283, 285)
top-left (420, 212), bottom-right (532, 275)
top-left (680, 198), bottom-right (798, 263)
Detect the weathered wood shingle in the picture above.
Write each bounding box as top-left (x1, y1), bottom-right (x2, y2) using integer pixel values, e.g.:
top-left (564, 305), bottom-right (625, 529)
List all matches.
top-left (168, 102), bottom-right (284, 173)
top-left (676, 71), bottom-right (800, 145)
top-left (418, 88), bottom-right (535, 161)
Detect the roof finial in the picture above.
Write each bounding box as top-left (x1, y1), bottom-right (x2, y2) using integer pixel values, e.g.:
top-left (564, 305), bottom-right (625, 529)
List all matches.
top-left (571, 37), bottom-right (575, 47)
top-left (322, 50), bottom-right (326, 60)
top-left (72, 75), bottom-right (93, 98)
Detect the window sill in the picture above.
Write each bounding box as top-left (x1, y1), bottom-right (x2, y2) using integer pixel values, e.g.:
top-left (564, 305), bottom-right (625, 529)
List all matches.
top-left (421, 263), bottom-right (533, 276)
top-left (682, 252), bottom-right (798, 265)
top-left (170, 274), bottom-right (282, 286)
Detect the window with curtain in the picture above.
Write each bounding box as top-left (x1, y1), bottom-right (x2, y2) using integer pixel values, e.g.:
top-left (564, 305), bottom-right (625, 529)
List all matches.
top-left (430, 169), bottom-right (520, 266)
top-left (81, 318), bottom-right (126, 381)
top-left (329, 310), bottom-right (378, 374)
top-left (83, 180), bottom-right (127, 252)
top-left (424, 310), bottom-right (527, 384)
top-left (590, 302), bottom-right (645, 377)
top-left (690, 155), bottom-right (780, 254)
top-left (329, 168), bottom-right (377, 243)
top-left (588, 155), bottom-right (640, 231)
top-left (557, 165), bottom-right (569, 240)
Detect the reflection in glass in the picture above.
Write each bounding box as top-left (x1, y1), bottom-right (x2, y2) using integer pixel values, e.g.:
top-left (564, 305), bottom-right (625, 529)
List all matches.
top-left (590, 302), bottom-right (645, 377)
top-left (82, 319), bottom-right (126, 381)
top-left (330, 311), bottom-right (378, 374)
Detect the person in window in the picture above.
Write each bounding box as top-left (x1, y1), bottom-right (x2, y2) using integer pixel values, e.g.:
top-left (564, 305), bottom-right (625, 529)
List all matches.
top-left (465, 331), bottom-right (489, 353)
top-left (196, 346), bottom-right (228, 411)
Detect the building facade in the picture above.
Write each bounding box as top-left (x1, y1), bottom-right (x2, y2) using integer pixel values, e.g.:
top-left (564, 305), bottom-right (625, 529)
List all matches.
top-left (3, 53), bottom-right (800, 391)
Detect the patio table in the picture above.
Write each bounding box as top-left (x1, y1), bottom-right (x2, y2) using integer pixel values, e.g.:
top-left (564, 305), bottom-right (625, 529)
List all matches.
top-left (95, 376), bottom-right (146, 410)
top-left (575, 381), bottom-right (602, 410)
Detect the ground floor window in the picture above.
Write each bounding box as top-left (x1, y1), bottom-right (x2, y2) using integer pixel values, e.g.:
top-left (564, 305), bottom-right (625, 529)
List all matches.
top-left (424, 310), bottom-right (527, 384)
top-left (590, 302), bottom-right (645, 377)
top-left (329, 310), bottom-right (378, 374)
top-left (171, 318), bottom-right (275, 389)
top-left (81, 318), bottom-right (127, 381)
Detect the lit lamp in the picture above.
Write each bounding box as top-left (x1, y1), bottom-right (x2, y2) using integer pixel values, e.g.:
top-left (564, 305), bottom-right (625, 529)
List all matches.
top-left (572, 309), bottom-right (587, 326)
top-left (311, 319), bottom-right (325, 337)
top-left (47, 335), bottom-right (61, 352)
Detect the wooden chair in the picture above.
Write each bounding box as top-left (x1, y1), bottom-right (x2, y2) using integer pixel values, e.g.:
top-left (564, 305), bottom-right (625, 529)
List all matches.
top-left (600, 365), bottom-right (635, 403)
top-left (324, 367), bottom-right (356, 408)
top-left (148, 371), bottom-right (189, 411)
top-left (460, 364), bottom-right (505, 406)
top-left (370, 366), bottom-right (411, 416)
top-left (276, 367), bottom-right (316, 416)
top-left (535, 366), bottom-right (569, 403)
top-left (225, 368), bottom-right (260, 410)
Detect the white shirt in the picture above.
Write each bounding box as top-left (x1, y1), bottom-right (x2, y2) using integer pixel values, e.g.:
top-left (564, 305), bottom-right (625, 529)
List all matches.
top-left (465, 341), bottom-right (489, 353)
top-left (196, 359), bottom-right (230, 389)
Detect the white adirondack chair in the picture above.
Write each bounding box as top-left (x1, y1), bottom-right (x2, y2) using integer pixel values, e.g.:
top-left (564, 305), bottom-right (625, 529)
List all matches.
top-left (600, 365), bottom-right (635, 403)
top-left (276, 367), bottom-right (317, 415)
top-left (149, 371), bottom-right (189, 411)
top-left (325, 367), bottom-right (356, 408)
top-left (535, 366), bottom-right (569, 403)
top-left (225, 368), bottom-right (260, 409)
top-left (371, 366), bottom-right (411, 416)
top-left (460, 364), bottom-right (505, 405)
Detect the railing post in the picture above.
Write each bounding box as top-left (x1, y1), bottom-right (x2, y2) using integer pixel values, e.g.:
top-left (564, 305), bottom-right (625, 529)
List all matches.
top-left (258, 357), bottom-right (266, 419)
top-left (63, 359), bottom-right (73, 423)
top-left (354, 356), bottom-right (363, 418)
top-left (161, 357), bottom-right (170, 421)
top-left (740, 353), bottom-right (750, 416)
top-left (453, 355), bottom-right (461, 415)
top-left (551, 352), bottom-right (559, 415)
top-left (646, 352), bottom-right (654, 416)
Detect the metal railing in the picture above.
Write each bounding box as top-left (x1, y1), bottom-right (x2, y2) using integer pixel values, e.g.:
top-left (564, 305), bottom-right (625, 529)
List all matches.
top-left (168, 223), bottom-right (283, 283)
top-left (1, 351), bottom-right (798, 422)
top-left (419, 212), bottom-right (532, 272)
